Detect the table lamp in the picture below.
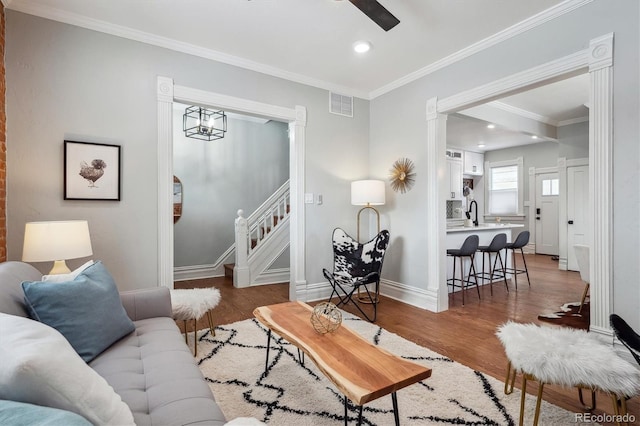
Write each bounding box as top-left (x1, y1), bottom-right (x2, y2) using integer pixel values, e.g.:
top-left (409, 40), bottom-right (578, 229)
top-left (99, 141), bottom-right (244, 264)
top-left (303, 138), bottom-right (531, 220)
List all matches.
top-left (22, 220), bottom-right (93, 275)
top-left (351, 180), bottom-right (385, 242)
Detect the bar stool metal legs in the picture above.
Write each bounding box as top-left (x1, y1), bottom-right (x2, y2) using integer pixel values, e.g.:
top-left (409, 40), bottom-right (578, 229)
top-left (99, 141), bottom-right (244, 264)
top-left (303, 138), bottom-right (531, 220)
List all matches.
top-left (447, 235), bottom-right (480, 305)
top-left (505, 231), bottom-right (531, 290)
top-left (478, 233), bottom-right (509, 294)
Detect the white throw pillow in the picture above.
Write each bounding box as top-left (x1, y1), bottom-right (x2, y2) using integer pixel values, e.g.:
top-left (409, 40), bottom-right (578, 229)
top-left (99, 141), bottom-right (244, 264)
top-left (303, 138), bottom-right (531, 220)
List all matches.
top-left (42, 260), bottom-right (94, 283)
top-left (0, 313), bottom-right (135, 426)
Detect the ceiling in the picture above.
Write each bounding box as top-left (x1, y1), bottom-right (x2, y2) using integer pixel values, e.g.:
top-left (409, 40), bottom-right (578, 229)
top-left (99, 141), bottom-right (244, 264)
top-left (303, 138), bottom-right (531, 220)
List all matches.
top-left (448, 73), bottom-right (590, 152)
top-left (7, 0), bottom-right (590, 151)
top-left (7, 0), bottom-right (568, 98)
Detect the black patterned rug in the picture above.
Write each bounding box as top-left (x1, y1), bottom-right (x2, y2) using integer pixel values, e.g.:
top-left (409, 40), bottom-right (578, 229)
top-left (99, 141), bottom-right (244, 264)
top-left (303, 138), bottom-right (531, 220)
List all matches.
top-left (194, 315), bottom-right (575, 425)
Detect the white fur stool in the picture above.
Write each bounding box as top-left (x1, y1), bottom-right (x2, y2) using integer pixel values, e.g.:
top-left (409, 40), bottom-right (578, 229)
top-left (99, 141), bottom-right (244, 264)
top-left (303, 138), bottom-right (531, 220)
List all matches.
top-left (170, 288), bottom-right (221, 356)
top-left (497, 322), bottom-right (640, 426)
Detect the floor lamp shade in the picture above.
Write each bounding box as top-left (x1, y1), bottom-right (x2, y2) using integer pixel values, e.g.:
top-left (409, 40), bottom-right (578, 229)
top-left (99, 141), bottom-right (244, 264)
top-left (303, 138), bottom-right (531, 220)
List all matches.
top-left (351, 180), bottom-right (385, 242)
top-left (351, 180), bottom-right (386, 206)
top-left (22, 220), bottom-right (93, 274)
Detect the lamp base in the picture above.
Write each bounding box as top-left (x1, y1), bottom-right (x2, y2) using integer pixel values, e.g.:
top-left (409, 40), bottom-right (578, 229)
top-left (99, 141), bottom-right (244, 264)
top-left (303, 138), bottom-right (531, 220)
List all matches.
top-left (49, 260), bottom-right (71, 275)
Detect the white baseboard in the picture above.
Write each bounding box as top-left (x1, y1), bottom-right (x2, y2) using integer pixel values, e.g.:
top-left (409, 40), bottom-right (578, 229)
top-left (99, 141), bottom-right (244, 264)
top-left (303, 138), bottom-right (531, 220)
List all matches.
top-left (174, 264), bottom-right (224, 281)
top-left (380, 279), bottom-right (436, 311)
top-left (523, 243), bottom-right (535, 254)
top-left (302, 279), bottom-right (436, 312)
top-left (251, 268), bottom-right (290, 286)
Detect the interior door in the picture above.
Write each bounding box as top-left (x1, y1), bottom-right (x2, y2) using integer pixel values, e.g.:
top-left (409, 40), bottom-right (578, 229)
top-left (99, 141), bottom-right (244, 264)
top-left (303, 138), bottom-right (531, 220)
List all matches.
top-left (567, 165), bottom-right (589, 271)
top-left (535, 172), bottom-right (559, 255)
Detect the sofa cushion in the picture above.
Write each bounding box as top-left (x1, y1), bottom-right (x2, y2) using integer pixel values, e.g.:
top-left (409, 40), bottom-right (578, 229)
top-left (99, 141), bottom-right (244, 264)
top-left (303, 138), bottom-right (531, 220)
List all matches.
top-left (90, 317), bottom-right (226, 426)
top-left (0, 262), bottom-right (43, 317)
top-left (0, 400), bottom-right (92, 426)
top-left (0, 313), bottom-right (135, 425)
top-left (41, 260), bottom-right (94, 283)
top-left (22, 261), bottom-right (135, 362)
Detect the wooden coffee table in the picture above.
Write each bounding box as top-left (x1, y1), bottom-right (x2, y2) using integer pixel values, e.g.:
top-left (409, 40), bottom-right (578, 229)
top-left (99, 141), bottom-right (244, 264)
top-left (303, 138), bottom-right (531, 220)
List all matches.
top-left (253, 301), bottom-right (432, 425)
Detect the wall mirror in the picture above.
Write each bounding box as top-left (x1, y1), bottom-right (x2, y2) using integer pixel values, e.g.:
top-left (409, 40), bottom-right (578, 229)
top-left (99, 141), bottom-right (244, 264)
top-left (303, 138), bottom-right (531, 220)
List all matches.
top-left (173, 176), bottom-right (182, 223)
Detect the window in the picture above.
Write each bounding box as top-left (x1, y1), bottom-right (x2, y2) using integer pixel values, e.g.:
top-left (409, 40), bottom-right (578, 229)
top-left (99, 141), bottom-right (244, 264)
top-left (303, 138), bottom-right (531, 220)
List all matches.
top-left (485, 157), bottom-right (524, 216)
top-left (541, 178), bottom-right (559, 196)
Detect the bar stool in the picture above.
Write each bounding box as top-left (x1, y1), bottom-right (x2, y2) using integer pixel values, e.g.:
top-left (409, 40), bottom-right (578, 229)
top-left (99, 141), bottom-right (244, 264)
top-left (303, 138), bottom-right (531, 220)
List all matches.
top-left (477, 233), bottom-right (509, 295)
top-left (505, 231), bottom-right (530, 289)
top-left (446, 234), bottom-right (480, 305)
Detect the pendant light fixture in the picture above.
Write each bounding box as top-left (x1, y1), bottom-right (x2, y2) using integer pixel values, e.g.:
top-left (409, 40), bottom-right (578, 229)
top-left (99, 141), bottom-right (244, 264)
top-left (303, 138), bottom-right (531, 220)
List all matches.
top-left (183, 106), bottom-right (227, 141)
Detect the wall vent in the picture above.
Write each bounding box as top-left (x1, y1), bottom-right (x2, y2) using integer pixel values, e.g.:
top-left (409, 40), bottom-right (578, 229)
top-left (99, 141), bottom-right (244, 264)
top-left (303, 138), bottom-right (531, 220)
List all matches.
top-left (329, 92), bottom-right (353, 117)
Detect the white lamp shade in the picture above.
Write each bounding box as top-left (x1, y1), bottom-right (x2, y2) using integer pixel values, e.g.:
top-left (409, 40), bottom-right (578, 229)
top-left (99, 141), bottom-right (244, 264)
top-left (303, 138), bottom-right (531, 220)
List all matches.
top-left (351, 180), bottom-right (386, 206)
top-left (22, 220), bottom-right (93, 262)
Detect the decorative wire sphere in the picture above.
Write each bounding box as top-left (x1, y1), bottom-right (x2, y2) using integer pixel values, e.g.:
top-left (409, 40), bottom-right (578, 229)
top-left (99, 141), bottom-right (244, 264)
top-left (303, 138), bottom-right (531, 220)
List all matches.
top-left (310, 302), bottom-right (342, 334)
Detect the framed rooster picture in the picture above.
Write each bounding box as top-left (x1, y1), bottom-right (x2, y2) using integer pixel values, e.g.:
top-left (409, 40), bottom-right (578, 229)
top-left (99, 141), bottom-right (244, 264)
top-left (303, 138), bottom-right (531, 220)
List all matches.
top-left (64, 140), bottom-right (121, 201)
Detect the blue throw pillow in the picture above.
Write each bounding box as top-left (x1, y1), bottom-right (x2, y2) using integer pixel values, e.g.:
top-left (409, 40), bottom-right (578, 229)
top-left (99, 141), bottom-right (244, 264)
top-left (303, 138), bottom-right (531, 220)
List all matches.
top-left (22, 261), bottom-right (135, 362)
top-left (0, 400), bottom-right (92, 426)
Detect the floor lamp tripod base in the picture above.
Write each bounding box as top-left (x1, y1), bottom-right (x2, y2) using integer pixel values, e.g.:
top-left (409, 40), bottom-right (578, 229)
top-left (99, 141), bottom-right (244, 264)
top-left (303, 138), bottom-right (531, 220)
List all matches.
top-left (356, 205), bottom-right (381, 304)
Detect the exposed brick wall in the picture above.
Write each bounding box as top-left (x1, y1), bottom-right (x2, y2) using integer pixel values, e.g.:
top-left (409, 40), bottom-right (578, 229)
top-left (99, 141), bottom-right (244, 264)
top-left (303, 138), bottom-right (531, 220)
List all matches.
top-left (0, 6), bottom-right (6, 262)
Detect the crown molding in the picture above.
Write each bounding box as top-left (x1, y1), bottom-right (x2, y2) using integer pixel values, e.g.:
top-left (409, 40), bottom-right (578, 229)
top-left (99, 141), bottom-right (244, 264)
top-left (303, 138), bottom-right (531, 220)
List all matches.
top-left (488, 100), bottom-right (559, 126)
top-left (558, 116), bottom-right (588, 126)
top-left (368, 0), bottom-right (594, 99)
top-left (7, 0), bottom-right (592, 101)
top-left (6, 0), bottom-right (369, 100)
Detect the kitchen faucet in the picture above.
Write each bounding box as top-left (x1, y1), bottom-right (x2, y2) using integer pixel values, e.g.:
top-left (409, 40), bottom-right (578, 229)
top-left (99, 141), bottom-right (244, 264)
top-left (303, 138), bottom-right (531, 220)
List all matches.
top-left (468, 200), bottom-right (478, 226)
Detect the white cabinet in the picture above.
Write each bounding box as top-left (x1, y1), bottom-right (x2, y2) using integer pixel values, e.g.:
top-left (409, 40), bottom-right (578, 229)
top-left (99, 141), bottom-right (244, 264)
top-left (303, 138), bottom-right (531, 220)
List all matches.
top-left (447, 158), bottom-right (463, 200)
top-left (464, 151), bottom-right (484, 176)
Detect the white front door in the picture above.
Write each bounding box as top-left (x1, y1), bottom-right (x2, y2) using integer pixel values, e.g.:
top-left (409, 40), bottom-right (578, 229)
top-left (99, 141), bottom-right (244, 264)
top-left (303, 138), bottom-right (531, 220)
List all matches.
top-left (567, 165), bottom-right (589, 271)
top-left (535, 172), bottom-right (559, 255)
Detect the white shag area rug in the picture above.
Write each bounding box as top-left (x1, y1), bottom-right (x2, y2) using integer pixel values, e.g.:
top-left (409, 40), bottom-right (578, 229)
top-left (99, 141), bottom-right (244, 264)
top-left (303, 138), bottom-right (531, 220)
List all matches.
top-left (192, 314), bottom-right (583, 425)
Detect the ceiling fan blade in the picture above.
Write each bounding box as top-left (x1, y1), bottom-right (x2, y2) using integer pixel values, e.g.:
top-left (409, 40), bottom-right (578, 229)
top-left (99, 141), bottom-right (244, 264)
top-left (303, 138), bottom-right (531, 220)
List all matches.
top-left (348, 0), bottom-right (400, 31)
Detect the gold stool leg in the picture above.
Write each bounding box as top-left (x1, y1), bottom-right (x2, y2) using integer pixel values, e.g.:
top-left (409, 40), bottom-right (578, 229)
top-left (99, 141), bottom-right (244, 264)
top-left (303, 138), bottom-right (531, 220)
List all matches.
top-left (504, 361), bottom-right (516, 395)
top-left (193, 318), bottom-right (197, 357)
top-left (578, 387), bottom-right (596, 410)
top-left (519, 375), bottom-right (528, 426)
top-left (533, 381), bottom-right (544, 426)
top-left (578, 283), bottom-right (590, 314)
top-left (206, 310), bottom-right (216, 336)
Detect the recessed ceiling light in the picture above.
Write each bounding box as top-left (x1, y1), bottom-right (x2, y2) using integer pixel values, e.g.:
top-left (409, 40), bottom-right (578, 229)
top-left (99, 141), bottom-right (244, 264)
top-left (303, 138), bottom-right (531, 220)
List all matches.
top-left (353, 41), bottom-right (372, 53)
top-left (487, 124), bottom-right (495, 129)
top-left (478, 143), bottom-right (486, 148)
top-left (531, 135), bottom-right (538, 139)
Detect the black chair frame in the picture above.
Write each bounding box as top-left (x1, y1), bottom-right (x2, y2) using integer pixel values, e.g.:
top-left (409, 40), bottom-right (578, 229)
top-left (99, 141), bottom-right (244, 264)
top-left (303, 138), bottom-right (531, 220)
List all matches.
top-left (504, 231), bottom-right (531, 289)
top-left (447, 234), bottom-right (480, 305)
top-left (323, 228), bottom-right (390, 322)
top-left (477, 233), bottom-right (509, 295)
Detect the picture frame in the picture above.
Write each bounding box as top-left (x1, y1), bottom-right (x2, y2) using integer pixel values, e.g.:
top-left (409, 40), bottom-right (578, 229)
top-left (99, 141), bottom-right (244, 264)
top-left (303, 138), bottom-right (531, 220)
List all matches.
top-left (64, 140), bottom-right (121, 201)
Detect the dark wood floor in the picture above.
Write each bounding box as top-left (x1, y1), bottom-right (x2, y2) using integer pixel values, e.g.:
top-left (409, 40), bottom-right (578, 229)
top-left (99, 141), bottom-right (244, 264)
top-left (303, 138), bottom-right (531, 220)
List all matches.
top-left (176, 254), bottom-right (638, 422)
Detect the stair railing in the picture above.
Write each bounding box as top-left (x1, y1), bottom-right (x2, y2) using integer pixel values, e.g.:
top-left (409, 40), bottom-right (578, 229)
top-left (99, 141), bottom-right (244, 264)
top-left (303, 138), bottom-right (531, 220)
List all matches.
top-left (234, 180), bottom-right (290, 284)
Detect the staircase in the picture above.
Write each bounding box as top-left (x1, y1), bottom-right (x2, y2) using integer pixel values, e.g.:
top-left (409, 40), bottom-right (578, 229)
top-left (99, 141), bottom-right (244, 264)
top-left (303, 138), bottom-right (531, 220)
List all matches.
top-left (227, 180), bottom-right (290, 287)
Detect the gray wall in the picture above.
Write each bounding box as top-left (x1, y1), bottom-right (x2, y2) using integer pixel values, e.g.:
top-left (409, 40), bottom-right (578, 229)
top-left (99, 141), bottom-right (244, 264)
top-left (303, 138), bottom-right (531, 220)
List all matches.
top-left (369, 0), bottom-right (639, 326)
top-left (173, 112), bottom-right (289, 267)
top-left (6, 11), bottom-right (370, 289)
top-left (558, 121), bottom-right (589, 159)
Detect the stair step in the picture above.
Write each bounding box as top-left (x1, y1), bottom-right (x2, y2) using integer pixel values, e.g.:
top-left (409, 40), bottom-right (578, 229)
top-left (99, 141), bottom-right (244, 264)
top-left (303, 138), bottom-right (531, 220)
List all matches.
top-left (223, 263), bottom-right (234, 279)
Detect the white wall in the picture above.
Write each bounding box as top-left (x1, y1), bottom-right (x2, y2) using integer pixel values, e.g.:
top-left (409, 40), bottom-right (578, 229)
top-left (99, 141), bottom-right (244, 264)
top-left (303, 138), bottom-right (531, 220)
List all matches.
top-left (6, 11), bottom-right (370, 290)
top-left (173, 112), bottom-right (289, 268)
top-left (369, 0), bottom-right (639, 326)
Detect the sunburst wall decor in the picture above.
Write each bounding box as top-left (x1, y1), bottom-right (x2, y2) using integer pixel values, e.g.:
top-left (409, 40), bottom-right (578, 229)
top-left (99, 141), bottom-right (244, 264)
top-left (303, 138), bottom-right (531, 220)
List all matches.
top-left (389, 157), bottom-right (416, 193)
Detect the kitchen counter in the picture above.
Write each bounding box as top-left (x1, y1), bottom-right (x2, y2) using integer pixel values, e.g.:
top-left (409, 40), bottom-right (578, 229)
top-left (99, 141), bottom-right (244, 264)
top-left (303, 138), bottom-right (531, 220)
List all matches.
top-left (446, 223), bottom-right (524, 233)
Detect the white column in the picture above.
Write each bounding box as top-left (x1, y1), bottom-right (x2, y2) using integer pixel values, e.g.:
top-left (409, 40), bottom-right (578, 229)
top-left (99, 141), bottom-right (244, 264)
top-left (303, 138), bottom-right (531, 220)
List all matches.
top-left (426, 97), bottom-right (448, 312)
top-left (289, 106), bottom-right (307, 301)
top-left (587, 33), bottom-right (614, 335)
top-left (234, 210), bottom-right (250, 288)
top-left (157, 76), bottom-right (174, 288)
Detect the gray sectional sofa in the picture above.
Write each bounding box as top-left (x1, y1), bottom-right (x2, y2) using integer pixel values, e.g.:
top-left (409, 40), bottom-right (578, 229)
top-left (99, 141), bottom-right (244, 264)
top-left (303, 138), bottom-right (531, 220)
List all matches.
top-left (0, 261), bottom-right (227, 425)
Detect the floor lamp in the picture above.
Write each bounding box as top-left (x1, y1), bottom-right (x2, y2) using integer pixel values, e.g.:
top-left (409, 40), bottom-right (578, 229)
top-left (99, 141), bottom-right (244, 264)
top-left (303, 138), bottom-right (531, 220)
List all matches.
top-left (351, 179), bottom-right (385, 303)
top-left (351, 180), bottom-right (385, 242)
